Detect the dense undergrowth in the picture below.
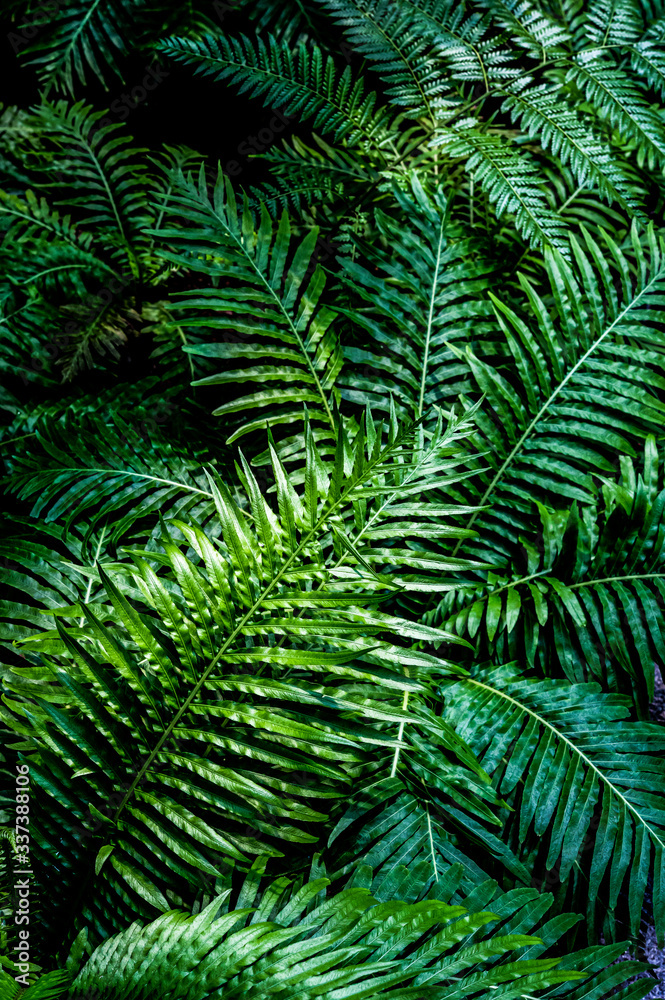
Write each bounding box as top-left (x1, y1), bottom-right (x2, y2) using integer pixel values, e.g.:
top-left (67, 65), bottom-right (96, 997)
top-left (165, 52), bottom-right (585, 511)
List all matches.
top-left (0, 0), bottom-right (665, 996)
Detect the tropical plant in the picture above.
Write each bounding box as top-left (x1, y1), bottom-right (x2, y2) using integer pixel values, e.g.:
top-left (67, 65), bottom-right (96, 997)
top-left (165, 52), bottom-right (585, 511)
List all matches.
top-left (0, 0), bottom-right (664, 995)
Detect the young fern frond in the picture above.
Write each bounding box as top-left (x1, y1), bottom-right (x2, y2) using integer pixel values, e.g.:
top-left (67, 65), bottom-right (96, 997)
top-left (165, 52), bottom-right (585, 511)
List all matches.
top-left (68, 877), bottom-right (584, 1000)
top-left (5, 413), bottom-right (484, 949)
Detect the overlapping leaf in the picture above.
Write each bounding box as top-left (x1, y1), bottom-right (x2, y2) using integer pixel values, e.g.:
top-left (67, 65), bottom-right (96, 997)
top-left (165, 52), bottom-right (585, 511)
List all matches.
top-left (68, 876), bottom-right (583, 1000)
top-left (4, 412), bottom-right (491, 950)
top-left (152, 170), bottom-right (343, 452)
top-left (338, 175), bottom-right (497, 421)
top-left (442, 663), bottom-right (665, 943)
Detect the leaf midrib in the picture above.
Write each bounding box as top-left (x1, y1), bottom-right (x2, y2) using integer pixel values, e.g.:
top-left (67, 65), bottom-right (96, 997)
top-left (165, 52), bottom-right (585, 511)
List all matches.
top-left (461, 262), bottom-right (664, 539)
top-left (466, 676), bottom-right (665, 850)
top-left (111, 425), bottom-right (415, 823)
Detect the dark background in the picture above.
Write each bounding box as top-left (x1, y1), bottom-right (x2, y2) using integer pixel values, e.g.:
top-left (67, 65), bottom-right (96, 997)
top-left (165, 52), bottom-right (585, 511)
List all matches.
top-left (0, 6), bottom-right (289, 188)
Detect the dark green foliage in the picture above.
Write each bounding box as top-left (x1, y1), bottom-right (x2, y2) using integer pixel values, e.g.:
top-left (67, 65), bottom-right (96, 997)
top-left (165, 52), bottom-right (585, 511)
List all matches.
top-left (1, 0), bottom-right (665, 995)
top-left (153, 171), bottom-right (343, 449)
top-left (442, 664), bottom-right (665, 940)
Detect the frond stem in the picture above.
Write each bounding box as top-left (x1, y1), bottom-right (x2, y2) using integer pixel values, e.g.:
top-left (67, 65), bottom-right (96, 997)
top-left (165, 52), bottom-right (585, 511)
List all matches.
top-left (112, 423), bottom-right (415, 824)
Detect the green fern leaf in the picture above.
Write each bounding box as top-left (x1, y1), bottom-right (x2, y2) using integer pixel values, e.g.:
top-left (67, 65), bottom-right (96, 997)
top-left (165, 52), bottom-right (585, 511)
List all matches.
top-left (442, 663), bottom-right (665, 942)
top-left (156, 33), bottom-right (392, 146)
top-left (478, 0), bottom-right (571, 58)
top-left (153, 169), bottom-right (343, 448)
top-left (567, 52), bottom-right (665, 169)
top-left (433, 119), bottom-right (572, 251)
top-left (501, 82), bottom-right (646, 217)
top-left (447, 225), bottom-right (665, 567)
top-left (6, 414), bottom-right (484, 947)
top-left (313, 0), bottom-right (454, 118)
top-left (338, 175), bottom-right (498, 420)
top-left (68, 877), bottom-right (582, 999)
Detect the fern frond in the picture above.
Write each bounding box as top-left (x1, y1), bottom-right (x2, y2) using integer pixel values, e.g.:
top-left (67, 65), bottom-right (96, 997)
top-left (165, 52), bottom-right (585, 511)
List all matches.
top-left (156, 34), bottom-right (393, 147)
top-left (630, 37), bottom-right (665, 98)
top-left (436, 450), bottom-right (665, 714)
top-left (327, 788), bottom-right (655, 997)
top-left (584, 0), bottom-right (644, 46)
top-left (153, 169), bottom-right (343, 449)
top-left (17, 0), bottom-right (135, 92)
top-left (6, 413), bottom-right (483, 947)
top-left (443, 663), bottom-right (665, 943)
top-left (478, 0), bottom-right (572, 58)
top-left (30, 100), bottom-right (152, 277)
top-left (6, 409), bottom-right (216, 544)
top-left (0, 968), bottom-right (70, 999)
top-left (433, 118), bottom-right (572, 251)
top-left (68, 879), bottom-right (581, 999)
top-left (0, 187), bottom-right (118, 381)
top-left (501, 82), bottom-right (646, 217)
top-left (253, 134), bottom-right (382, 214)
top-left (240, 0), bottom-right (325, 42)
top-left (338, 175), bottom-right (498, 419)
top-left (399, 0), bottom-right (520, 88)
top-left (312, 0), bottom-right (453, 118)
top-left (448, 225), bottom-right (665, 565)
top-left (567, 52), bottom-right (665, 169)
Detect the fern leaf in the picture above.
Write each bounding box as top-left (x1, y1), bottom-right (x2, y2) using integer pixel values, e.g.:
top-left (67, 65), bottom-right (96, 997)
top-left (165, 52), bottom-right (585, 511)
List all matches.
top-left (567, 52), bottom-right (665, 169)
top-left (448, 225), bottom-right (665, 565)
top-left (630, 37), bottom-right (665, 98)
top-left (501, 82), bottom-right (646, 217)
top-left (478, 0), bottom-right (571, 58)
top-left (6, 414), bottom-right (484, 947)
top-left (6, 409), bottom-right (215, 544)
top-left (338, 175), bottom-right (497, 419)
top-left (433, 119), bottom-right (572, 251)
top-left (68, 879), bottom-right (582, 999)
top-left (442, 664), bottom-right (665, 942)
top-left (153, 169), bottom-right (342, 448)
top-left (312, 0), bottom-right (453, 117)
top-left (397, 0), bottom-right (520, 88)
top-left (584, 0), bottom-right (645, 46)
top-left (156, 33), bottom-right (392, 145)
top-left (28, 100), bottom-right (152, 278)
top-left (438, 459), bottom-right (665, 716)
top-left (18, 0), bottom-right (135, 92)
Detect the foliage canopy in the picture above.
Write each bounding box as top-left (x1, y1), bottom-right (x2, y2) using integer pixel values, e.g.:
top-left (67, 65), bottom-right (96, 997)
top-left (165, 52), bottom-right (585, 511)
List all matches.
top-left (0, 0), bottom-right (664, 995)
